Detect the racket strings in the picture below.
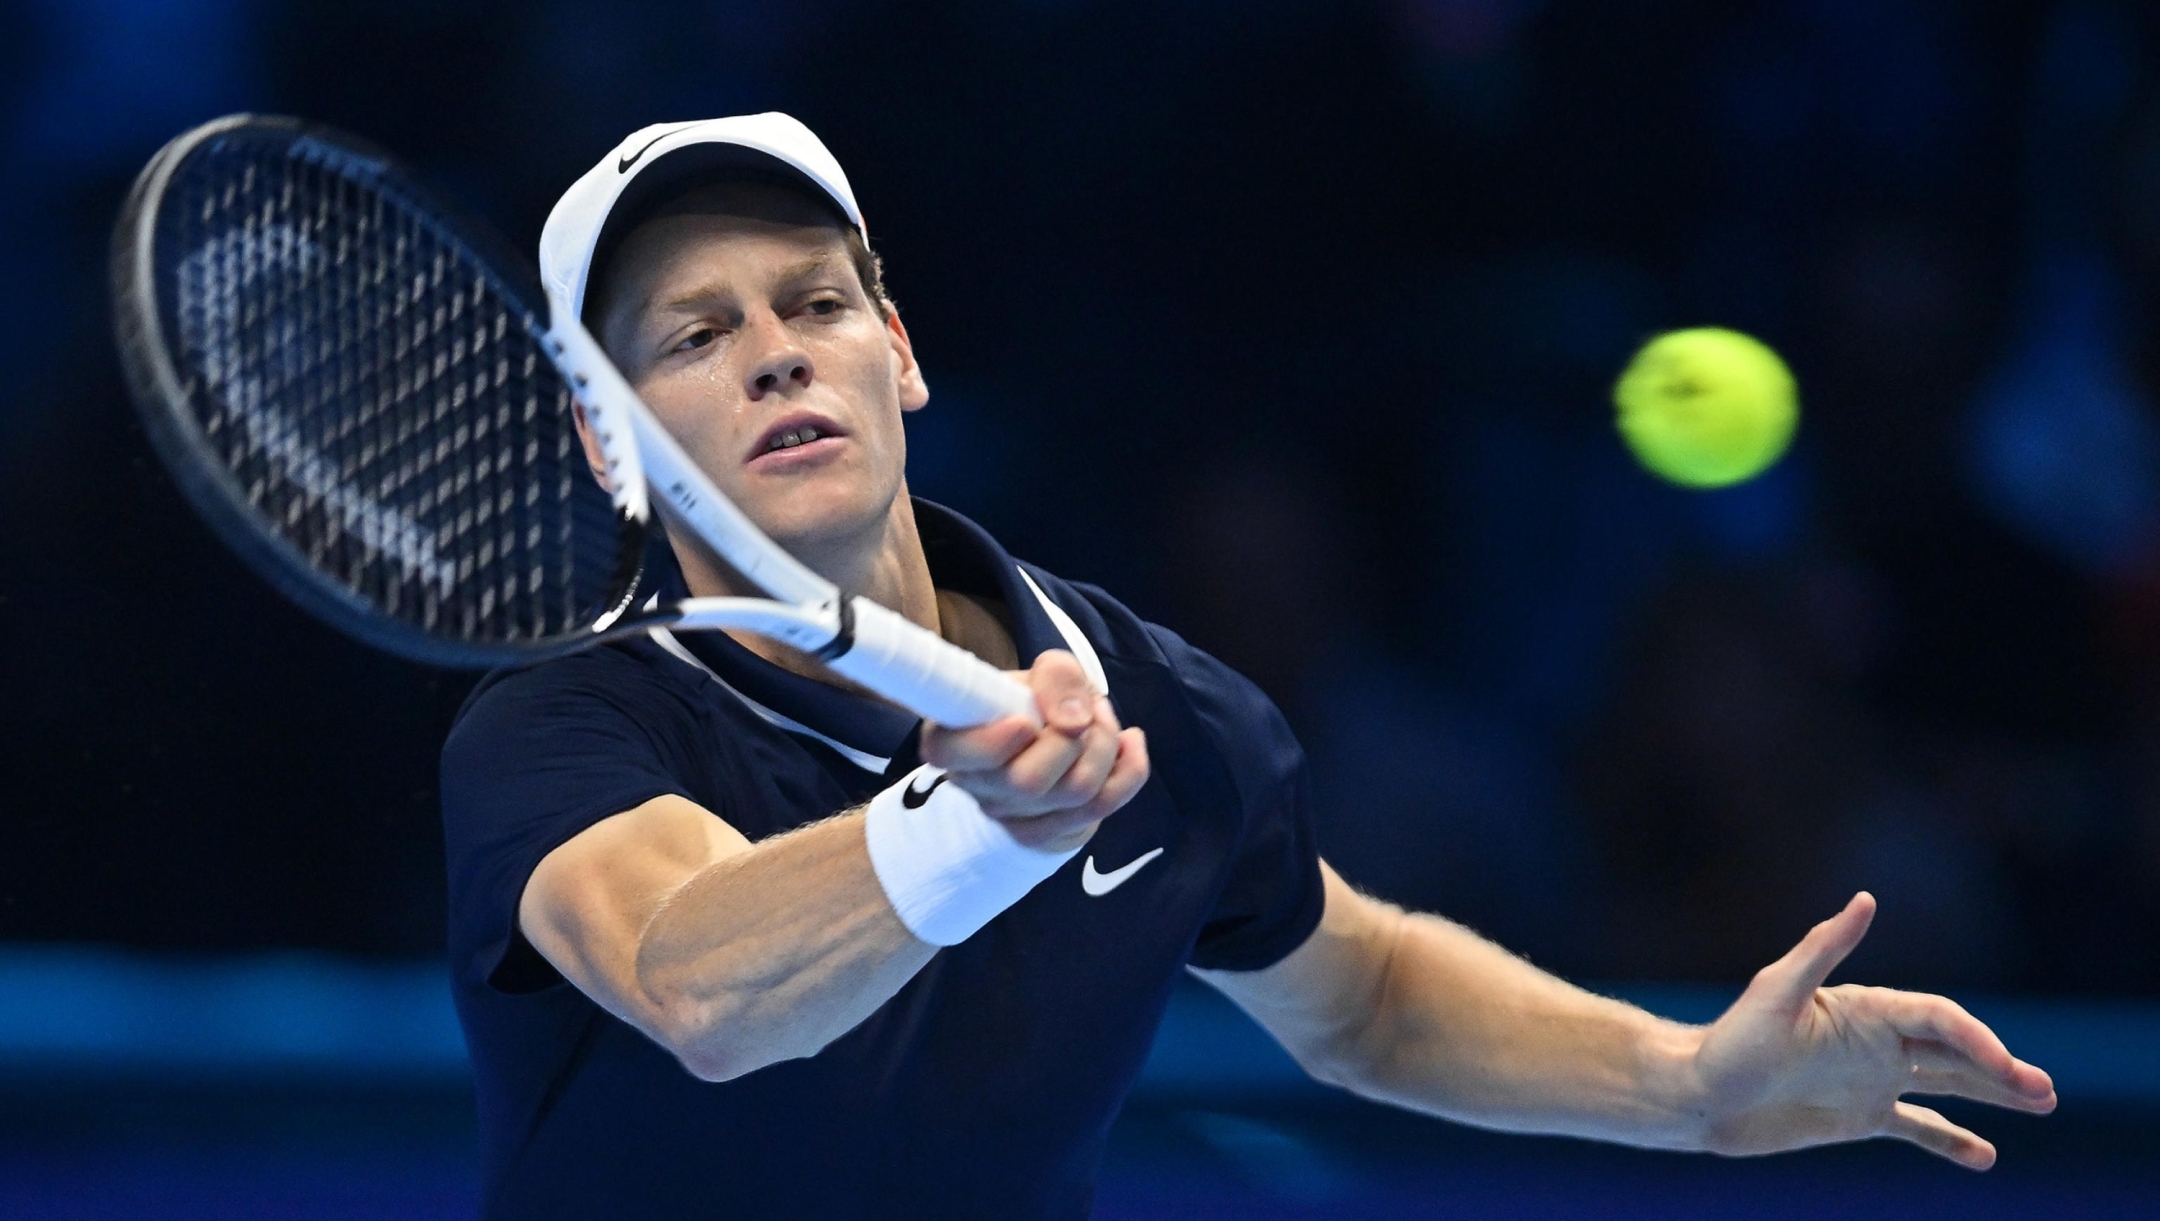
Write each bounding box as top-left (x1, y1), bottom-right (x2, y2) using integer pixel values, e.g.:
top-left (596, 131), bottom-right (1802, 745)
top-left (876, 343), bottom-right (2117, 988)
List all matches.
top-left (161, 132), bottom-right (607, 648)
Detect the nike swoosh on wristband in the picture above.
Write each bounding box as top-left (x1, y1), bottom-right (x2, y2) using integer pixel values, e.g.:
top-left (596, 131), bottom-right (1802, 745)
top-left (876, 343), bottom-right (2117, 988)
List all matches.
top-left (901, 772), bottom-right (948, 809)
top-left (1080, 848), bottom-right (1164, 897)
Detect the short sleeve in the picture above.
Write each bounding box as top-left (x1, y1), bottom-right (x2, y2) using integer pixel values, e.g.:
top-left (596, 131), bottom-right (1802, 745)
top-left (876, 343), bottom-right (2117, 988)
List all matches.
top-left (1149, 627), bottom-right (1327, 972)
top-left (440, 650), bottom-right (696, 994)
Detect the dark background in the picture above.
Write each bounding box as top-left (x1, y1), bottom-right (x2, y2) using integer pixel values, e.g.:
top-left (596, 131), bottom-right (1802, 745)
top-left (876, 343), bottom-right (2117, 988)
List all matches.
top-left (8, 0), bottom-right (2160, 1001)
top-left (11, 2), bottom-right (2160, 1215)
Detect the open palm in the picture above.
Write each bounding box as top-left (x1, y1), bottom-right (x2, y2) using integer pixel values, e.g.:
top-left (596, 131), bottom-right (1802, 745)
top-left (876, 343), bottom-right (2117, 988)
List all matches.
top-left (1691, 893), bottom-right (2057, 1169)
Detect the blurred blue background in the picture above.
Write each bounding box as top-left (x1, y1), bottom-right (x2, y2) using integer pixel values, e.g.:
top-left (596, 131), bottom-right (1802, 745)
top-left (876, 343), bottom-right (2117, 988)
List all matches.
top-left (5, 0), bottom-right (2160, 1214)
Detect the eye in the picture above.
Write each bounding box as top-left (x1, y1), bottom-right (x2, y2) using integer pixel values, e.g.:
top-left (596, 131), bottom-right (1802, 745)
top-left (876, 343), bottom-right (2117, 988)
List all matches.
top-left (671, 326), bottom-right (719, 353)
top-left (803, 297), bottom-right (842, 317)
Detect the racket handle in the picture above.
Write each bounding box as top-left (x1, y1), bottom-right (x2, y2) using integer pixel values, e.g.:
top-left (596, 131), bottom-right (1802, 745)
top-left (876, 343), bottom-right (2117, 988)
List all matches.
top-left (830, 597), bottom-right (1041, 729)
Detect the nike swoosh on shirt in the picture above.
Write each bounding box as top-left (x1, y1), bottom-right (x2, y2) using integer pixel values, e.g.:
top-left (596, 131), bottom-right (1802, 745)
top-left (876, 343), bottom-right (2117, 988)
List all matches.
top-left (1081, 848), bottom-right (1164, 897)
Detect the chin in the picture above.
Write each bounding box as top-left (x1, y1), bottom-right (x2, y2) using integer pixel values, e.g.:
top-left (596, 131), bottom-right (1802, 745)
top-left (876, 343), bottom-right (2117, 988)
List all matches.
top-left (756, 477), bottom-right (899, 557)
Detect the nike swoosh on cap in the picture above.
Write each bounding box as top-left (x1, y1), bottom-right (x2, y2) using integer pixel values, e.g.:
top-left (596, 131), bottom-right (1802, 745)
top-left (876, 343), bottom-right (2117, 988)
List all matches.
top-left (617, 127), bottom-right (686, 173)
top-left (1080, 848), bottom-right (1164, 897)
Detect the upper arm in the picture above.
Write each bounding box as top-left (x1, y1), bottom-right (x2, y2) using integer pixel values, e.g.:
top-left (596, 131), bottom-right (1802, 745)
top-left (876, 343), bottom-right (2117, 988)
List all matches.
top-left (1192, 859), bottom-right (1402, 1085)
top-left (517, 793), bottom-right (753, 1035)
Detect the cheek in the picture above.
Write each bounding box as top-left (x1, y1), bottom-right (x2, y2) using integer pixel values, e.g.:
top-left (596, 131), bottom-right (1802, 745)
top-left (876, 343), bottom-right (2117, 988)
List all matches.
top-left (820, 337), bottom-right (905, 420)
top-left (639, 366), bottom-right (749, 448)
top-left (844, 373), bottom-right (911, 467)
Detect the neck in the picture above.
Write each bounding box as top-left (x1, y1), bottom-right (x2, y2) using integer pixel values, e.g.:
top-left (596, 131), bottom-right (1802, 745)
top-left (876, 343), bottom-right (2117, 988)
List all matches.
top-left (670, 489), bottom-right (942, 684)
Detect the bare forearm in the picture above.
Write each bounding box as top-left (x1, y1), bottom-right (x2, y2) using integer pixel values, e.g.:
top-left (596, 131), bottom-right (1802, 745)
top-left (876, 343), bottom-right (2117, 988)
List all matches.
top-left (1213, 869), bottom-right (2053, 1167)
top-left (1343, 911), bottom-right (1707, 1148)
top-left (635, 812), bottom-right (934, 1081)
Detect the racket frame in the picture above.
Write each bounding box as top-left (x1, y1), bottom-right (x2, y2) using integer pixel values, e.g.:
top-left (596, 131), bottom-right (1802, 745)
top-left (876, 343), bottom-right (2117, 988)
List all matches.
top-left (112, 113), bottom-right (1039, 728)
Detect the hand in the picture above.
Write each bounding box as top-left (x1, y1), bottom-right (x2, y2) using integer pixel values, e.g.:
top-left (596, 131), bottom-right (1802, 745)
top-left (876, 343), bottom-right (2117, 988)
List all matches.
top-left (1687, 892), bottom-right (2057, 1169)
top-left (918, 650), bottom-right (1149, 852)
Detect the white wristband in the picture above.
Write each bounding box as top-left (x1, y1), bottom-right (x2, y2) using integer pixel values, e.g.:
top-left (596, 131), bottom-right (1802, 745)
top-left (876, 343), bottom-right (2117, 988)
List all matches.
top-left (862, 766), bottom-right (1078, 947)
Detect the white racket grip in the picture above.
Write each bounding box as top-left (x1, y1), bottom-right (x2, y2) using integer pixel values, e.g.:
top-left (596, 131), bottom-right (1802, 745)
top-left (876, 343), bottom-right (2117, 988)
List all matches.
top-left (829, 597), bottom-right (1039, 729)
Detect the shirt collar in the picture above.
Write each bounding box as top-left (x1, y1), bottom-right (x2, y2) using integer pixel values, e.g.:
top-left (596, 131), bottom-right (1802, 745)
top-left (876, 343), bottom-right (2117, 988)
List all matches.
top-left (652, 499), bottom-right (1068, 767)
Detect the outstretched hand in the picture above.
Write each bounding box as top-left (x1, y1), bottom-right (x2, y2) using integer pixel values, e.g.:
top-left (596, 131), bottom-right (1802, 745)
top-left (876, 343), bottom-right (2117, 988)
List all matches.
top-left (1689, 892), bottom-right (2057, 1169)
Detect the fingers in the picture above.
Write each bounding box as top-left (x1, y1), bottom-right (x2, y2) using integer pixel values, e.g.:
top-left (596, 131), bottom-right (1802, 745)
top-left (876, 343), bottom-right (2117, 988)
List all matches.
top-left (976, 721), bottom-right (1157, 847)
top-left (920, 713), bottom-right (1043, 772)
top-left (987, 696), bottom-right (1116, 798)
top-left (917, 651), bottom-right (1097, 774)
top-left (1907, 1067), bottom-right (2058, 1114)
top-left (1745, 892), bottom-right (1877, 1012)
top-left (984, 711), bottom-right (1150, 823)
top-left (1026, 650), bottom-right (1098, 738)
top-left (1884, 992), bottom-right (1997, 1064)
top-left (1072, 727), bottom-right (1150, 821)
top-left (996, 728), bottom-right (1152, 852)
top-left (1884, 1101), bottom-right (1996, 1171)
top-left (1907, 1042), bottom-right (2056, 1112)
top-left (1885, 997), bottom-right (2058, 1107)
top-left (1105, 727), bottom-right (1151, 806)
top-left (924, 650), bottom-right (1145, 822)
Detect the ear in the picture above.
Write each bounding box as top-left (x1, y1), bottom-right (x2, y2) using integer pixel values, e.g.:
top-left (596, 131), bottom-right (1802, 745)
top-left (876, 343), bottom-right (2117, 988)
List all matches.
top-left (570, 400), bottom-right (613, 489)
top-left (886, 308), bottom-right (929, 412)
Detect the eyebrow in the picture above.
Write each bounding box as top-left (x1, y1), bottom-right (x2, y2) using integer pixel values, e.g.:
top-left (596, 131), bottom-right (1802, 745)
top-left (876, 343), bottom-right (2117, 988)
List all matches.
top-left (648, 255), bottom-right (848, 319)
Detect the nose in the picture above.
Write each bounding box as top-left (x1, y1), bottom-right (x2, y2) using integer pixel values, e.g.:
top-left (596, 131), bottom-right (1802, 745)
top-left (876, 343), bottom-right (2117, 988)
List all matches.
top-left (740, 313), bottom-right (813, 400)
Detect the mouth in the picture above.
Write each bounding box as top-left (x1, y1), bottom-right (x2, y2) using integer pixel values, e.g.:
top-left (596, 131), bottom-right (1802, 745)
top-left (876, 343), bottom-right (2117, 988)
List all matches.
top-left (745, 413), bottom-right (847, 466)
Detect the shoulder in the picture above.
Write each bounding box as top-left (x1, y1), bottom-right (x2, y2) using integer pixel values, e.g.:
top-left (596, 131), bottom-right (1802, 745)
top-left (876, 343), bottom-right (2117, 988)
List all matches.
top-left (442, 637), bottom-right (714, 774)
top-left (437, 635), bottom-right (745, 898)
top-left (1013, 562), bottom-right (1185, 680)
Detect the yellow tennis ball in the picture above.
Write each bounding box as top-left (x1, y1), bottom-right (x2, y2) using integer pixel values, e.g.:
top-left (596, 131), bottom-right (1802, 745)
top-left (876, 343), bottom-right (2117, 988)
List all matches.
top-left (1613, 327), bottom-right (1798, 489)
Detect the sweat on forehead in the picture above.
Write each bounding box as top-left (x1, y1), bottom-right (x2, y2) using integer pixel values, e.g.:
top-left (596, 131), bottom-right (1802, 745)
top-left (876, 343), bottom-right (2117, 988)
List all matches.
top-left (585, 179), bottom-right (889, 329)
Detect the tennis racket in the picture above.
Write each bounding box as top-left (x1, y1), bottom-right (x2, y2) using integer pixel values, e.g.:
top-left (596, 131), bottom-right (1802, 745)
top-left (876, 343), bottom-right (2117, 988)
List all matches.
top-left (109, 113), bottom-right (1036, 729)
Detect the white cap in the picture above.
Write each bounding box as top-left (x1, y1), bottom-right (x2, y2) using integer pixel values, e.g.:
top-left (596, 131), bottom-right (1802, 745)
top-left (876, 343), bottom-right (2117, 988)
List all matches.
top-left (539, 112), bottom-right (865, 322)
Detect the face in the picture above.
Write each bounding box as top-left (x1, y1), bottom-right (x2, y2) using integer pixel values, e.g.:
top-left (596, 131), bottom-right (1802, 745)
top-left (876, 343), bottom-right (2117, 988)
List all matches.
top-left (589, 193), bottom-right (927, 564)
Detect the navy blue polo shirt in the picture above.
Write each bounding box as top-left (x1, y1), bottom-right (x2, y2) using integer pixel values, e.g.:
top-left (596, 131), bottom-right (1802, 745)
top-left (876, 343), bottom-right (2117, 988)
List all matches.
top-left (439, 500), bottom-right (1324, 1219)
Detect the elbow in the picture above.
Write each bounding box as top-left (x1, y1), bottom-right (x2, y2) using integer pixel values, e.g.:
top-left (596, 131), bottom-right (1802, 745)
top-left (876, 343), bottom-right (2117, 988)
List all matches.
top-left (1295, 1054), bottom-right (1353, 1093)
top-left (633, 963), bottom-right (753, 1082)
top-left (1295, 1032), bottom-right (1385, 1095)
top-left (675, 1042), bottom-right (754, 1084)
top-left (1294, 958), bottom-right (1405, 1097)
top-left (634, 969), bottom-right (826, 1084)
top-left (668, 1019), bottom-right (834, 1084)
top-left (649, 998), bottom-right (765, 1083)
top-left (644, 996), bottom-right (729, 1080)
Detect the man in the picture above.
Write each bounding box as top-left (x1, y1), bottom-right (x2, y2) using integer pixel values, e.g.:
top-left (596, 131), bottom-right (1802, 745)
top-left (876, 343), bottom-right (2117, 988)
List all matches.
top-left (440, 114), bottom-right (2055, 1219)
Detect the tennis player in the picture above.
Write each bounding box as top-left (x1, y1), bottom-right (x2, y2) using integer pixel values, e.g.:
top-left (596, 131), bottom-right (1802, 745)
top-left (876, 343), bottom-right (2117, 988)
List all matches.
top-left (440, 114), bottom-right (2055, 1218)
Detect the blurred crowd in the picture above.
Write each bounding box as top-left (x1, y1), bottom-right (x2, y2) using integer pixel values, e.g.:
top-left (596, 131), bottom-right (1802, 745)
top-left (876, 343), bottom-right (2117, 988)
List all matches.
top-left (5, 0), bottom-right (2159, 996)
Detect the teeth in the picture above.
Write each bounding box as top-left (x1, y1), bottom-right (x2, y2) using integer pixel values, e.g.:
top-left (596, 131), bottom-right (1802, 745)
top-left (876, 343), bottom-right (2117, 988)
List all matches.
top-left (766, 425), bottom-right (822, 453)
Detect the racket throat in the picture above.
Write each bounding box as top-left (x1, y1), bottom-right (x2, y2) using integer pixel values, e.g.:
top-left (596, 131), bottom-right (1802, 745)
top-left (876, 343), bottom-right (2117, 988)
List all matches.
top-left (671, 596), bottom-right (853, 657)
top-left (809, 596), bottom-right (857, 662)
